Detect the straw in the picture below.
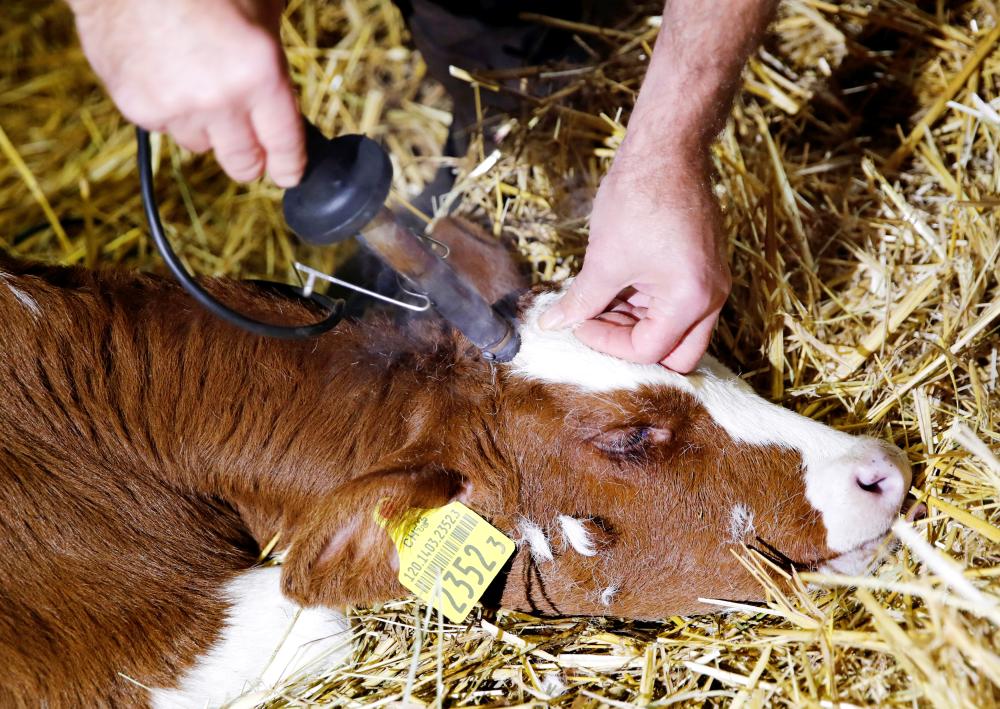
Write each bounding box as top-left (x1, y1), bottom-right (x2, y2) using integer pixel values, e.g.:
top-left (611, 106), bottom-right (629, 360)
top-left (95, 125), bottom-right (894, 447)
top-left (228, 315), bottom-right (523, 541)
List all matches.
top-left (2, 0), bottom-right (998, 706)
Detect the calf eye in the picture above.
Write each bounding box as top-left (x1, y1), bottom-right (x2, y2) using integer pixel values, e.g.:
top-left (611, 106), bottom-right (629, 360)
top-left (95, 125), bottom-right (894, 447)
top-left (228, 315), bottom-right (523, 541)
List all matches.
top-left (592, 426), bottom-right (671, 460)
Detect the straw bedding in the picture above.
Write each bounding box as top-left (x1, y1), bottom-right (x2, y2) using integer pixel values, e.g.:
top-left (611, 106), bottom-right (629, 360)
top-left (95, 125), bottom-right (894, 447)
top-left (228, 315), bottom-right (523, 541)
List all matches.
top-left (1, 0), bottom-right (998, 706)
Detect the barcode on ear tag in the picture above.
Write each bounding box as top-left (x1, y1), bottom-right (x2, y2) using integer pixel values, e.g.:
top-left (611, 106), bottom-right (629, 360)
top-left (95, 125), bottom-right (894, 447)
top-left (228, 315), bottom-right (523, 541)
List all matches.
top-left (374, 500), bottom-right (515, 622)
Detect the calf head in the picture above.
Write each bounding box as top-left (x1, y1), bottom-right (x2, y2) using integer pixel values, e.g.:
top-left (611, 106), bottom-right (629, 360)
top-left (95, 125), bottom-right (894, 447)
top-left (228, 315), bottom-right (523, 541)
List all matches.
top-left (488, 288), bottom-right (910, 616)
top-left (286, 284), bottom-right (910, 620)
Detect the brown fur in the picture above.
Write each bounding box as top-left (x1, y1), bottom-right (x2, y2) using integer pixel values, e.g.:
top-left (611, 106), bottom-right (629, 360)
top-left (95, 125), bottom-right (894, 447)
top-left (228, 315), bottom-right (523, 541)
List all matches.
top-left (0, 219), bottom-right (831, 705)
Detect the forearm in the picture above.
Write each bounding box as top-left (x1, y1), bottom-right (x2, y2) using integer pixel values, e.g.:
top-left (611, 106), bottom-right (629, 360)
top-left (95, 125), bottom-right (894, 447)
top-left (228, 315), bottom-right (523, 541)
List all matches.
top-left (621, 0), bottom-right (778, 161)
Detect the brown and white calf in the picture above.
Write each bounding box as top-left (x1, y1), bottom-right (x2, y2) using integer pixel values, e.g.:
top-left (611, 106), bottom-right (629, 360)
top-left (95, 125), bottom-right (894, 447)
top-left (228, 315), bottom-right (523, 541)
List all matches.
top-left (0, 219), bottom-right (909, 706)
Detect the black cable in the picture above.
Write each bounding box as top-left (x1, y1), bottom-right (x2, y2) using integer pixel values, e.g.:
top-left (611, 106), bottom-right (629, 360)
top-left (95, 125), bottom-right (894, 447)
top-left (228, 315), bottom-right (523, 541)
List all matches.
top-left (136, 126), bottom-right (343, 339)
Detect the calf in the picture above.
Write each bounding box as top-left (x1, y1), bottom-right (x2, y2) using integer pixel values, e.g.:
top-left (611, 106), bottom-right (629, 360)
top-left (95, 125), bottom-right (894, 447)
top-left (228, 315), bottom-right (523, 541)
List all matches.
top-left (0, 219), bottom-right (909, 706)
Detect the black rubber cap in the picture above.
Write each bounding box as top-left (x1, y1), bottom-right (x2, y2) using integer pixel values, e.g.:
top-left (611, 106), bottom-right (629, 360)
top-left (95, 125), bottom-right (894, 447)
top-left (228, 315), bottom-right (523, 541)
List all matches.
top-left (283, 124), bottom-right (393, 245)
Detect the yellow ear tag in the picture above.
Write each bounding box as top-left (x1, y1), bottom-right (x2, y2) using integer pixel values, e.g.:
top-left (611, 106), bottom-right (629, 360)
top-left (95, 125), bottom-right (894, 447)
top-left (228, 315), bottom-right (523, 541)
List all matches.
top-left (374, 500), bottom-right (515, 623)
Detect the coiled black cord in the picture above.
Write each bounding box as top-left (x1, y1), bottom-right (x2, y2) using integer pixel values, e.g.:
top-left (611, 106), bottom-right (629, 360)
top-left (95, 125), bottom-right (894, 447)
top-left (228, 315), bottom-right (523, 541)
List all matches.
top-left (136, 126), bottom-right (343, 339)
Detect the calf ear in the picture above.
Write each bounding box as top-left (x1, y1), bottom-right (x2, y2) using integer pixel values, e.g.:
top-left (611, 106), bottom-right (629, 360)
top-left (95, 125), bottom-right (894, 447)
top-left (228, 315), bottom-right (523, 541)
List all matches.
top-left (281, 466), bottom-right (467, 608)
top-left (428, 217), bottom-right (529, 304)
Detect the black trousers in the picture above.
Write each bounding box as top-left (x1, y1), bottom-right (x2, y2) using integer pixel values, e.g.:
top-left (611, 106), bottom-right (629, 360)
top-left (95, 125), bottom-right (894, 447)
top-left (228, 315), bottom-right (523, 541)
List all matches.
top-left (392, 0), bottom-right (600, 153)
top-left (392, 0), bottom-right (586, 27)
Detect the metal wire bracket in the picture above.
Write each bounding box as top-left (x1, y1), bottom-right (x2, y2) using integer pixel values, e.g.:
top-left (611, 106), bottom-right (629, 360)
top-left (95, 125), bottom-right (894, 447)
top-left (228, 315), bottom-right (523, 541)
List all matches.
top-left (420, 232), bottom-right (451, 259)
top-left (294, 262), bottom-right (432, 313)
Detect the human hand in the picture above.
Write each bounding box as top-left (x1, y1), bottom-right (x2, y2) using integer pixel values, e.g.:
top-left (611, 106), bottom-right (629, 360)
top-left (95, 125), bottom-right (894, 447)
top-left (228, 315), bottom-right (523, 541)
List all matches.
top-left (69, 0), bottom-right (305, 187)
top-left (538, 151), bottom-right (731, 373)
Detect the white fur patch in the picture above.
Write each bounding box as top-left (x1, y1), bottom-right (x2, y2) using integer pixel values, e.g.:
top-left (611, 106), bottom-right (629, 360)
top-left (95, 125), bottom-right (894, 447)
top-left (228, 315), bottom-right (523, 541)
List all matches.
top-left (0, 272), bottom-right (40, 318)
top-left (557, 515), bottom-right (597, 556)
top-left (509, 285), bottom-right (908, 554)
top-left (150, 567), bottom-right (352, 709)
top-left (517, 518), bottom-right (554, 562)
top-left (728, 504), bottom-right (756, 544)
top-left (599, 584), bottom-right (620, 607)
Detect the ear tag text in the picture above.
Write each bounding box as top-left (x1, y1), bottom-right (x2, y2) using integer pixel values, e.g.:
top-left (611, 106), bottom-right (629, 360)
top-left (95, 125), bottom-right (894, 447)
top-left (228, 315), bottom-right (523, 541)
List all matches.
top-left (374, 500), bottom-right (515, 622)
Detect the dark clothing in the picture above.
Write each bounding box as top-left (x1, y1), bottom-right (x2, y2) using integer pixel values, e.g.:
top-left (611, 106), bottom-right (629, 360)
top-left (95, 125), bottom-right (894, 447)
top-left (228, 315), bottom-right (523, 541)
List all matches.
top-left (394, 0), bottom-right (593, 154)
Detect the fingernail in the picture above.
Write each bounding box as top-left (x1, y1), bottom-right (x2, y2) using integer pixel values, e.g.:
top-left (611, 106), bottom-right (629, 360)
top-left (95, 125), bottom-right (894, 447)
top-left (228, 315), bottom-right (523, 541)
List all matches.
top-left (538, 306), bottom-right (568, 330)
top-left (273, 174), bottom-right (301, 189)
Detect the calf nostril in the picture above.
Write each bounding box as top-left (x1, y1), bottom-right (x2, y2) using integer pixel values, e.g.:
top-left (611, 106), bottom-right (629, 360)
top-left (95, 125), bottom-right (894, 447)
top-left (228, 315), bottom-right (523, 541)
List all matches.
top-left (852, 446), bottom-right (909, 502)
top-left (856, 475), bottom-right (886, 494)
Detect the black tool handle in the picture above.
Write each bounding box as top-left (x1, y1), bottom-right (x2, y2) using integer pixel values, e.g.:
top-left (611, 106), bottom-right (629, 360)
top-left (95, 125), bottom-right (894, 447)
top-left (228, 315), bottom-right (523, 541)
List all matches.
top-left (282, 123), bottom-right (393, 246)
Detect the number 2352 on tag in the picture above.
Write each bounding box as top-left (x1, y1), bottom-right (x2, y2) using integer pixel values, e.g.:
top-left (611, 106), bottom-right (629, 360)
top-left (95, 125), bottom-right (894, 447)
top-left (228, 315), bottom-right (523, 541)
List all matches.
top-left (375, 501), bottom-right (515, 623)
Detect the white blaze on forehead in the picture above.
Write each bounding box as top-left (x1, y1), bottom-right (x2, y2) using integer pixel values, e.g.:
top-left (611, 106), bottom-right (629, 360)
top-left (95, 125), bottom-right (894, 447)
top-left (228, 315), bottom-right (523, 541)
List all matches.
top-left (508, 285), bottom-right (891, 554)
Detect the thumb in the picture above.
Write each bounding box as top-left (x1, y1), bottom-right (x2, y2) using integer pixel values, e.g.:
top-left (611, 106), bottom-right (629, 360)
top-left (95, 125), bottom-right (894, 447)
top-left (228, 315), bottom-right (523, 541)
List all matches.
top-left (537, 268), bottom-right (622, 330)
